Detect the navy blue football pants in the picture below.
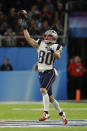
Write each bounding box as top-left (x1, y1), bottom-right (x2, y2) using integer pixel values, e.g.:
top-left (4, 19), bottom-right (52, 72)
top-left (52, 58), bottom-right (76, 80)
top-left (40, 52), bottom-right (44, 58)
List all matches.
top-left (39, 69), bottom-right (56, 96)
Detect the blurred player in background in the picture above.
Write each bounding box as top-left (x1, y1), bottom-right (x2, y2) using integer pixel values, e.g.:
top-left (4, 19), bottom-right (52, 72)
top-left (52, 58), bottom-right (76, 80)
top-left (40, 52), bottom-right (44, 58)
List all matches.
top-left (18, 10), bottom-right (68, 124)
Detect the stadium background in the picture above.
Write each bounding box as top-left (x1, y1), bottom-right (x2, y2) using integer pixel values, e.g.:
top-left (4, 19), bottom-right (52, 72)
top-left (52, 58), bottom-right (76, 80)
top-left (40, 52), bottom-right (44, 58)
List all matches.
top-left (0, 0), bottom-right (87, 130)
top-left (0, 0), bottom-right (87, 101)
top-left (0, 0), bottom-right (68, 101)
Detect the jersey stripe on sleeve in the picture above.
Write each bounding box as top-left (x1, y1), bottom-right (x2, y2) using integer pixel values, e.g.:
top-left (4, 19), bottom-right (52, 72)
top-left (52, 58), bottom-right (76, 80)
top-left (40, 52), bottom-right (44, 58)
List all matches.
top-left (37, 39), bottom-right (42, 46)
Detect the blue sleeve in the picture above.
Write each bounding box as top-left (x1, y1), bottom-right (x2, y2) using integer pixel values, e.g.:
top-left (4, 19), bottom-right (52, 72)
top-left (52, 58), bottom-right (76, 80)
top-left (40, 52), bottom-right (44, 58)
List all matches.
top-left (37, 39), bottom-right (42, 46)
top-left (56, 44), bottom-right (61, 50)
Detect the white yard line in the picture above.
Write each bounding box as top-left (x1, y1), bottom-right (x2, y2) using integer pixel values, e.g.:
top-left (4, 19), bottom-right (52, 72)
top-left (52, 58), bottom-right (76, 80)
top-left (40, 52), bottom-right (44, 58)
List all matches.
top-left (0, 101), bottom-right (42, 104)
top-left (0, 100), bottom-right (87, 104)
top-left (12, 107), bottom-right (87, 111)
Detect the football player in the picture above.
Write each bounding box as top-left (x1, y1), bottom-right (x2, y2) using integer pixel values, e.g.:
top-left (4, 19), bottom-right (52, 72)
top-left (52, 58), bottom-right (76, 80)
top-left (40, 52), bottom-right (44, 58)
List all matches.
top-left (18, 10), bottom-right (68, 124)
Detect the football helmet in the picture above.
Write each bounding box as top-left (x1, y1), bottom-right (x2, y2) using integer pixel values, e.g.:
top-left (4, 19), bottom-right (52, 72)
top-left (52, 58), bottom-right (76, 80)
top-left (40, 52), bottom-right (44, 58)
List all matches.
top-left (44, 30), bottom-right (58, 44)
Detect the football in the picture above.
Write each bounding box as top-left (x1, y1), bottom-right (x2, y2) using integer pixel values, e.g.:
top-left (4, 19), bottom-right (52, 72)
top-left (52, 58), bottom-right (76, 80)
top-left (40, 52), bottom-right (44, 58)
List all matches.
top-left (18, 10), bottom-right (28, 19)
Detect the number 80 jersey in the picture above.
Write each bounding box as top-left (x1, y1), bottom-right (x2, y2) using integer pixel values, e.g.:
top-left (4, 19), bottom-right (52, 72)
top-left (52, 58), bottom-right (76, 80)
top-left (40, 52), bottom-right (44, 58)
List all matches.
top-left (37, 39), bottom-right (62, 71)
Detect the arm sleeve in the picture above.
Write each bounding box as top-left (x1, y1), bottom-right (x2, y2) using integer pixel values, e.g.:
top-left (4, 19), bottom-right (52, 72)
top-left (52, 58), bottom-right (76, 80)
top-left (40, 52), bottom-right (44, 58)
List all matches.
top-left (56, 44), bottom-right (63, 51)
top-left (36, 39), bottom-right (42, 46)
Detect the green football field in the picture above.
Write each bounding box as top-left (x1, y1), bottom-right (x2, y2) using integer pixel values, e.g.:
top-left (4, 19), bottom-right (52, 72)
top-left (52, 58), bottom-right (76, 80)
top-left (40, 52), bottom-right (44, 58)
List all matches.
top-left (0, 102), bottom-right (87, 131)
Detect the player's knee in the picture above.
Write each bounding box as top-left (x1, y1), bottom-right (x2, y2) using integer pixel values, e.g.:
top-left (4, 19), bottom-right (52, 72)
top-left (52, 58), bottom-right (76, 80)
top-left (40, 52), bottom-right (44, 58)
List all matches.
top-left (49, 95), bottom-right (54, 102)
top-left (40, 88), bottom-right (47, 94)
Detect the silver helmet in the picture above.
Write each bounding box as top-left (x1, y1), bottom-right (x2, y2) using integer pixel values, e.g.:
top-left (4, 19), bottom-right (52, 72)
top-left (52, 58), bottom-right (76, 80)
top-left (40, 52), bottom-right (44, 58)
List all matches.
top-left (44, 30), bottom-right (58, 44)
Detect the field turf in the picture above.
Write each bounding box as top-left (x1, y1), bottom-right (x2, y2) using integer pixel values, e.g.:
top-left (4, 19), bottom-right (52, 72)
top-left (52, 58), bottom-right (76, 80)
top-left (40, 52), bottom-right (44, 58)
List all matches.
top-left (0, 102), bottom-right (87, 131)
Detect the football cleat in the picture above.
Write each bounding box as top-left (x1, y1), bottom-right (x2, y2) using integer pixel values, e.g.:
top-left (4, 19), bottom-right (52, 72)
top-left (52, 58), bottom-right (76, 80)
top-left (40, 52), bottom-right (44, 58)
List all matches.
top-left (59, 112), bottom-right (68, 124)
top-left (39, 112), bottom-right (50, 121)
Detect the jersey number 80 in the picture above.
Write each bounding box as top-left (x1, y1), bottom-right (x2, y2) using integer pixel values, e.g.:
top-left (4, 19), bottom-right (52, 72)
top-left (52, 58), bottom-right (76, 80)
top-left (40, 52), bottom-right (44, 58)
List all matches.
top-left (38, 50), bottom-right (53, 65)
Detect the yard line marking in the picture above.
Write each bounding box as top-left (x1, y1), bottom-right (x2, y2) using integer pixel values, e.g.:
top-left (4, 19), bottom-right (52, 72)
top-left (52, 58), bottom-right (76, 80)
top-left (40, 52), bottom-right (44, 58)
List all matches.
top-left (0, 100), bottom-right (87, 104)
top-left (0, 120), bottom-right (87, 128)
top-left (12, 108), bottom-right (87, 111)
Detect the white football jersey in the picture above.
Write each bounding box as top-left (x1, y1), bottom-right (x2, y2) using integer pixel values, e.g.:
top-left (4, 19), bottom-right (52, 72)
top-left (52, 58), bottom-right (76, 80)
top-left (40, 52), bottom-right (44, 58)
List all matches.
top-left (37, 39), bottom-right (62, 71)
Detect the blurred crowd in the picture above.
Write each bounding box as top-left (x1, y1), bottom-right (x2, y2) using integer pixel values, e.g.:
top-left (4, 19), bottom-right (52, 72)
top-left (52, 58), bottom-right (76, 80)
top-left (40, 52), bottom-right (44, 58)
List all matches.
top-left (0, 0), bottom-right (66, 47)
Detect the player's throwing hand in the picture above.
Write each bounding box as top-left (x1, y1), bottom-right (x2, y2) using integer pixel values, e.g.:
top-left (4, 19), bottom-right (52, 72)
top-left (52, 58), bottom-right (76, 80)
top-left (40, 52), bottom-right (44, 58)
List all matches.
top-left (18, 10), bottom-right (28, 20)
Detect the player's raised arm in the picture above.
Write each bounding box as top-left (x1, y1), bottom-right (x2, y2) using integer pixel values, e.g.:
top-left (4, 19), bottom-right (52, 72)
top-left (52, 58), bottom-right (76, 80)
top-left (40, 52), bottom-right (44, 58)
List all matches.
top-left (23, 29), bottom-right (39, 49)
top-left (18, 10), bottom-right (39, 49)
